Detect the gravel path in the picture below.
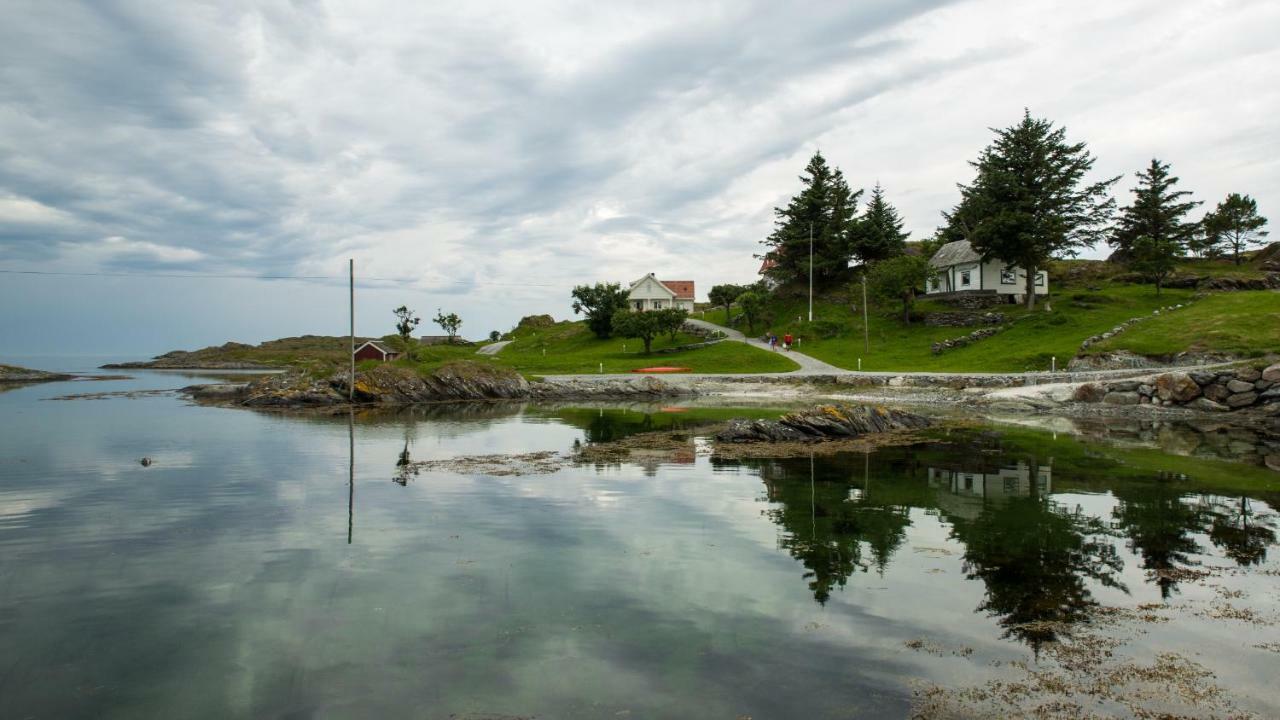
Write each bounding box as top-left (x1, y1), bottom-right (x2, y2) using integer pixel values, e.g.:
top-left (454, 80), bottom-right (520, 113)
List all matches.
top-left (475, 340), bottom-right (512, 356)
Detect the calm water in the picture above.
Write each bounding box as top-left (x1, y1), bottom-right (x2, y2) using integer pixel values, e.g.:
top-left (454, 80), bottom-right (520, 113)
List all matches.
top-left (1, 365), bottom-right (1279, 718)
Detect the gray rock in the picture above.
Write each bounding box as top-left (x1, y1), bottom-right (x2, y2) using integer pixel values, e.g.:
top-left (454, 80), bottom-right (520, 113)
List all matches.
top-left (1103, 391), bottom-right (1141, 406)
top-left (1138, 384), bottom-right (1154, 397)
top-left (1259, 386), bottom-right (1280, 402)
top-left (1188, 371), bottom-right (1216, 386)
top-left (1108, 380), bottom-right (1141, 392)
top-left (1203, 383), bottom-right (1231, 402)
top-left (1186, 397), bottom-right (1230, 413)
top-left (1226, 392), bottom-right (1258, 408)
top-left (1235, 367), bottom-right (1262, 382)
top-left (715, 404), bottom-right (931, 443)
top-left (1226, 379), bottom-right (1256, 394)
top-left (1262, 362), bottom-right (1280, 383)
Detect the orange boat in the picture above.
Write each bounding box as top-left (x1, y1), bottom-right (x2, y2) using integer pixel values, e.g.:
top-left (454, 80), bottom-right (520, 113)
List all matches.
top-left (631, 366), bottom-right (692, 373)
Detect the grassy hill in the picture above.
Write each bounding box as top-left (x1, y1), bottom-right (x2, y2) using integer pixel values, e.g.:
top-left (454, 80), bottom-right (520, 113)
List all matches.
top-left (496, 319), bottom-right (799, 374)
top-left (701, 256), bottom-right (1278, 373)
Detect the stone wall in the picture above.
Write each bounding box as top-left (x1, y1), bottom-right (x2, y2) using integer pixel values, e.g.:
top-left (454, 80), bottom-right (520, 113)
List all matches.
top-left (924, 311), bottom-right (1004, 328)
top-left (937, 293), bottom-right (1007, 310)
top-left (931, 326), bottom-right (1005, 354)
top-left (1072, 363), bottom-right (1280, 412)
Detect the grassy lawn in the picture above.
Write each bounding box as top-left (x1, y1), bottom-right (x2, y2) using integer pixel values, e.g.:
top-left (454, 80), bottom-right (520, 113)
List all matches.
top-left (702, 282), bottom-right (1197, 373)
top-left (497, 320), bottom-right (799, 374)
top-left (1086, 290), bottom-right (1280, 359)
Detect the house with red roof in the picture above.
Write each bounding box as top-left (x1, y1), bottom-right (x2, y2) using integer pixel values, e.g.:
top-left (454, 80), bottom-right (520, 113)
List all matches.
top-left (627, 273), bottom-right (696, 312)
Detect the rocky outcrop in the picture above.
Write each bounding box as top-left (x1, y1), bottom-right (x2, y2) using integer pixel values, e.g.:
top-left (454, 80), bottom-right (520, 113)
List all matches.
top-left (1071, 363), bottom-right (1280, 412)
top-left (0, 364), bottom-right (74, 383)
top-left (191, 361), bottom-right (692, 407)
top-left (1198, 273), bottom-right (1280, 292)
top-left (715, 404), bottom-right (932, 443)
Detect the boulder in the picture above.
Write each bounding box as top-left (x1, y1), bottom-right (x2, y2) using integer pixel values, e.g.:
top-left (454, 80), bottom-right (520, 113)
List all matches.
top-left (1226, 379), bottom-right (1256, 394)
top-left (1103, 391), bottom-right (1141, 406)
top-left (1235, 367), bottom-right (1262, 383)
top-left (1226, 392), bottom-right (1258, 408)
top-left (1188, 371), bottom-right (1217, 386)
top-left (1186, 397), bottom-right (1230, 413)
top-left (1108, 380), bottom-right (1141, 392)
top-left (1072, 383), bottom-right (1107, 403)
top-left (1203, 384), bottom-right (1231, 402)
top-left (715, 404), bottom-right (932, 443)
top-left (1260, 386), bottom-right (1280, 402)
top-left (1155, 372), bottom-right (1201, 403)
top-left (1263, 363), bottom-right (1280, 383)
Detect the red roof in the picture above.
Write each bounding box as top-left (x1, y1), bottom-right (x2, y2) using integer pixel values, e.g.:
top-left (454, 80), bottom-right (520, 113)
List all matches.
top-left (659, 280), bottom-right (695, 300)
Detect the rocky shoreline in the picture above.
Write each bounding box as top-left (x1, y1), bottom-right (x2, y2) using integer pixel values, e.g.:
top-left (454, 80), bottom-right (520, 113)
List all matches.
top-left (0, 364), bottom-right (74, 384)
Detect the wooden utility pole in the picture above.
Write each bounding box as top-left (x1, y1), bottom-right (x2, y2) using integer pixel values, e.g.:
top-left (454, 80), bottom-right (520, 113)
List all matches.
top-left (348, 258), bottom-right (355, 403)
top-left (862, 274), bottom-right (870, 354)
top-left (807, 222), bottom-right (814, 323)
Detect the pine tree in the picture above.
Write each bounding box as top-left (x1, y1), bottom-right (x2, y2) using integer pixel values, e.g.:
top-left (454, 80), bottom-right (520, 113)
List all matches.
top-left (760, 152), bottom-right (862, 288)
top-left (945, 111), bottom-right (1117, 309)
top-left (1201, 193), bottom-right (1269, 265)
top-left (1111, 159), bottom-right (1200, 278)
top-left (851, 182), bottom-right (909, 265)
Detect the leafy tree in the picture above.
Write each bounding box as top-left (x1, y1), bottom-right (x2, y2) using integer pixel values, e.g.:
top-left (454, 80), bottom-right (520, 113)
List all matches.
top-left (611, 310), bottom-right (664, 354)
top-left (707, 283), bottom-right (746, 321)
top-left (1111, 159), bottom-right (1199, 287)
top-left (735, 290), bottom-right (766, 333)
top-left (654, 307), bottom-right (689, 342)
top-left (760, 151), bottom-right (862, 287)
top-left (945, 110), bottom-right (1117, 309)
top-left (433, 309), bottom-right (461, 340)
top-left (392, 306), bottom-right (420, 357)
top-left (571, 282), bottom-right (631, 339)
top-left (850, 182), bottom-right (909, 265)
top-left (488, 330), bottom-right (501, 342)
top-left (1202, 193), bottom-right (1269, 265)
top-left (1129, 234), bottom-right (1181, 295)
top-left (867, 255), bottom-right (933, 324)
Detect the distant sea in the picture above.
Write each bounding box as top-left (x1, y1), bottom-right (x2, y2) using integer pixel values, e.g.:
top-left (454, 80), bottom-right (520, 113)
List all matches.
top-left (0, 354), bottom-right (136, 373)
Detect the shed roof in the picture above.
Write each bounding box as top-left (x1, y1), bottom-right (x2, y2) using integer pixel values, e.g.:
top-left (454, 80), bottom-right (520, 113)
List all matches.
top-left (928, 240), bottom-right (982, 268)
top-left (355, 340), bottom-right (396, 355)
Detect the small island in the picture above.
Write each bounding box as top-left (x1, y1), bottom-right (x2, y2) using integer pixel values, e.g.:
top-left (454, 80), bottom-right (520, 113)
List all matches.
top-left (0, 364), bottom-right (74, 385)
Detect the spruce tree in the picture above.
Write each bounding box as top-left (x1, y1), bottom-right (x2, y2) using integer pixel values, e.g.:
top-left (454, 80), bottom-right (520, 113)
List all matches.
top-left (851, 182), bottom-right (909, 265)
top-left (761, 151), bottom-right (862, 288)
top-left (1201, 193), bottom-right (1269, 265)
top-left (945, 111), bottom-right (1117, 309)
top-left (1111, 159), bottom-right (1200, 277)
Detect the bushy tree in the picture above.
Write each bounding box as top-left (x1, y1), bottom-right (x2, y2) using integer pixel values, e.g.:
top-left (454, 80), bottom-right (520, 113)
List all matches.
top-left (611, 310), bottom-right (664, 354)
top-left (760, 151), bottom-right (862, 287)
top-left (1202, 193), bottom-right (1269, 265)
top-left (433, 309), bottom-right (461, 340)
top-left (1111, 159), bottom-right (1199, 285)
top-left (735, 290), bottom-right (766, 334)
top-left (393, 306), bottom-right (420, 357)
top-left (850, 182), bottom-right (909, 265)
top-left (707, 283), bottom-right (746, 321)
top-left (1130, 235), bottom-right (1181, 295)
top-left (488, 330), bottom-right (501, 342)
top-left (867, 255), bottom-right (933, 324)
top-left (945, 110), bottom-right (1117, 309)
top-left (654, 307), bottom-right (689, 342)
top-left (571, 282), bottom-right (631, 339)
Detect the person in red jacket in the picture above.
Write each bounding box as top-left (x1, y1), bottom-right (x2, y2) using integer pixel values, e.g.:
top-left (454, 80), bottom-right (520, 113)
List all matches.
top-left (783, 333), bottom-right (793, 350)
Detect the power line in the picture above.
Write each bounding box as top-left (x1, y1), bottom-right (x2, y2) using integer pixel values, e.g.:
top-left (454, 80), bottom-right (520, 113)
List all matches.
top-left (0, 267), bottom-right (562, 288)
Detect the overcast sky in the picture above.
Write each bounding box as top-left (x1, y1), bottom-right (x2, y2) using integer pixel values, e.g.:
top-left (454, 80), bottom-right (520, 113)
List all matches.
top-left (1, 0), bottom-right (1276, 357)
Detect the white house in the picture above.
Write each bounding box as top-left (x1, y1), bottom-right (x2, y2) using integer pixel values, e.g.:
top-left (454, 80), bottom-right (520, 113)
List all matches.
top-left (627, 273), bottom-right (696, 312)
top-left (925, 240), bottom-right (1048, 298)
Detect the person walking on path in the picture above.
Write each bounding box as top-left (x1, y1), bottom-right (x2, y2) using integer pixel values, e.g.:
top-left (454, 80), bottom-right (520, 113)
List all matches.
top-left (783, 333), bottom-right (793, 351)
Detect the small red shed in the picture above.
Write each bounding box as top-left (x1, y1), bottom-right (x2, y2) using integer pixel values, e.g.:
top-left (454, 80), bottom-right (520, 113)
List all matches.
top-left (353, 340), bottom-right (402, 362)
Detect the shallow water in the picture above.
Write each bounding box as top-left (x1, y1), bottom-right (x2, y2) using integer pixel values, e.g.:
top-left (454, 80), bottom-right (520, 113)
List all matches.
top-left (1, 367), bottom-right (1278, 718)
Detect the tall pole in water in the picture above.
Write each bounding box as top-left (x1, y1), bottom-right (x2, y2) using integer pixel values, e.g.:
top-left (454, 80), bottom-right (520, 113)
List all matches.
top-left (808, 222), bottom-right (814, 323)
top-left (348, 408), bottom-right (354, 544)
top-left (348, 258), bottom-right (355, 403)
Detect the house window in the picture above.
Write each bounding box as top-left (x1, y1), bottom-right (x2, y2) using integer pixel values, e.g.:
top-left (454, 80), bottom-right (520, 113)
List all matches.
top-left (652, 300), bottom-right (664, 309)
top-left (928, 278), bottom-right (937, 291)
top-left (960, 270), bottom-right (971, 287)
top-left (634, 301), bottom-right (644, 310)
top-left (1004, 478), bottom-right (1018, 494)
top-left (1000, 267), bottom-right (1017, 285)
top-left (1035, 272), bottom-right (1046, 287)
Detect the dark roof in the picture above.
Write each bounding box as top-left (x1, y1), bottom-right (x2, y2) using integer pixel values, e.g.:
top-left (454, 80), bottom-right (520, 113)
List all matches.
top-left (355, 340), bottom-right (397, 355)
top-left (929, 240), bottom-right (981, 268)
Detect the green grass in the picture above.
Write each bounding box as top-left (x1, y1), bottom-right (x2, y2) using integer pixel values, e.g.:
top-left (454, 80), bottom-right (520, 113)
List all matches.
top-left (497, 320), bottom-right (799, 374)
top-left (1087, 291), bottom-right (1280, 359)
top-left (702, 281), bottom-right (1196, 372)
